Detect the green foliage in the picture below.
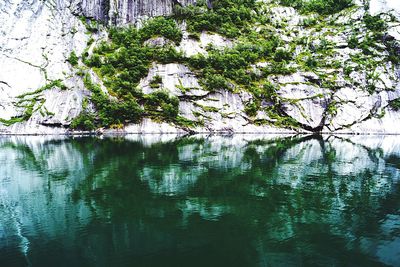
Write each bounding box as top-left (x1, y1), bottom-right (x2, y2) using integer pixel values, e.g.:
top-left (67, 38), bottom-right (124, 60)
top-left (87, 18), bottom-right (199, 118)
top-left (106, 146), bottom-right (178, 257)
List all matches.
top-left (83, 74), bottom-right (144, 127)
top-left (68, 51), bottom-right (79, 66)
top-left (85, 53), bottom-right (102, 67)
top-left (262, 62), bottom-right (296, 76)
top-left (0, 117), bottom-right (26, 126)
top-left (347, 14), bottom-right (399, 66)
top-left (16, 80), bottom-right (67, 99)
top-left (70, 98), bottom-right (96, 131)
top-left (389, 98), bottom-right (400, 111)
top-left (175, 116), bottom-right (202, 128)
top-left (70, 112), bottom-right (96, 131)
top-left (348, 34), bottom-right (359, 49)
top-left (185, 37), bottom-right (283, 91)
top-left (363, 14), bottom-right (387, 32)
top-left (385, 40), bottom-right (400, 65)
top-left (80, 17), bottom-right (187, 128)
top-left (140, 17), bottom-right (183, 44)
top-left (262, 82), bottom-right (278, 101)
top-left (86, 19), bottom-right (182, 99)
top-left (0, 80), bottom-right (66, 126)
top-left (77, 0), bottom-right (397, 132)
top-left (80, 16), bottom-right (101, 33)
top-left (305, 56), bottom-right (318, 69)
top-left (244, 101), bottom-right (259, 117)
top-left (83, 4), bottom-right (287, 125)
top-left (301, 17), bottom-right (318, 27)
top-left (265, 106), bottom-right (300, 129)
top-left (153, 45), bottom-right (184, 63)
top-left (326, 101), bottom-right (338, 115)
top-left (202, 73), bottom-right (230, 91)
top-left (175, 0), bottom-right (257, 38)
top-left (149, 75), bottom-right (163, 89)
top-left (144, 91), bottom-right (180, 121)
top-left (274, 48), bottom-right (292, 62)
top-left (280, 0), bottom-right (354, 15)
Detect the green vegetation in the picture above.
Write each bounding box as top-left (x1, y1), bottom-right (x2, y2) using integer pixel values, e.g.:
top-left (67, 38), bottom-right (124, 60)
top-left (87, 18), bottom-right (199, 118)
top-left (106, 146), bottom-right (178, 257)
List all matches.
top-left (186, 29), bottom-right (292, 95)
top-left (280, 0), bottom-right (354, 15)
top-left (327, 100), bottom-right (338, 116)
top-left (361, 13), bottom-right (400, 66)
top-left (70, 99), bottom-right (96, 131)
top-left (144, 90), bottom-right (180, 121)
top-left (385, 40), bottom-right (400, 65)
top-left (345, 11), bottom-right (399, 93)
top-left (79, 16), bottom-right (191, 128)
top-left (363, 14), bottom-right (387, 32)
top-left (244, 101), bottom-right (259, 117)
top-left (348, 34), bottom-right (358, 49)
top-left (74, 0), bottom-right (398, 131)
top-left (175, 0), bottom-right (257, 38)
top-left (85, 17), bottom-right (182, 97)
top-left (80, 16), bottom-right (102, 33)
top-left (389, 98), bottom-right (400, 111)
top-left (274, 48), bottom-right (292, 62)
top-left (81, 1), bottom-right (290, 129)
top-left (0, 80), bottom-right (66, 126)
top-left (67, 51), bottom-right (79, 66)
top-left (80, 74), bottom-right (144, 128)
top-left (140, 17), bottom-right (183, 44)
top-left (149, 75), bottom-right (163, 89)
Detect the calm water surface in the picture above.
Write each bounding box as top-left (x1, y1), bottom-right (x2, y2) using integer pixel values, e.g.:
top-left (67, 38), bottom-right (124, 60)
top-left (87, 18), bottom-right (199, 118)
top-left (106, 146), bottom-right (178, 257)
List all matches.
top-left (0, 134), bottom-right (400, 267)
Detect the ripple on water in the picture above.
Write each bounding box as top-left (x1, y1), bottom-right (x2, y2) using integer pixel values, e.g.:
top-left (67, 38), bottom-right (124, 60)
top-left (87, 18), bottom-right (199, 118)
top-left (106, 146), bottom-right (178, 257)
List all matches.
top-left (0, 135), bottom-right (399, 267)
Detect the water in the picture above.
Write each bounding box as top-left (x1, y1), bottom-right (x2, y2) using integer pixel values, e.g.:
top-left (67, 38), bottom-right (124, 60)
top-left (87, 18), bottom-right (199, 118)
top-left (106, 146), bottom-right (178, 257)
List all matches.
top-left (0, 134), bottom-right (400, 267)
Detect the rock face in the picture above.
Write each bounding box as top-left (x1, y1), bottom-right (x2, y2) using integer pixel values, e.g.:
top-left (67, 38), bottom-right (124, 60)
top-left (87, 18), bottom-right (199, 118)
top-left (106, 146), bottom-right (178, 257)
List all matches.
top-left (0, 0), bottom-right (400, 134)
top-left (71, 0), bottom-right (198, 25)
top-left (370, 0), bottom-right (400, 45)
top-left (0, 0), bottom-right (89, 134)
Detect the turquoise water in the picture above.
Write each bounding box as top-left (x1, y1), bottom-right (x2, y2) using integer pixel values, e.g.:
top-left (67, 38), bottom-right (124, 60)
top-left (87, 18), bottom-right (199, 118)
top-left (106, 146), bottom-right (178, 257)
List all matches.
top-left (0, 135), bottom-right (399, 267)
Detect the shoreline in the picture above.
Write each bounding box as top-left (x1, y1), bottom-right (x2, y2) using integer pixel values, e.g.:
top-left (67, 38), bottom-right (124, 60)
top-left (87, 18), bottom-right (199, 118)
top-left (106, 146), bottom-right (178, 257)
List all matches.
top-left (1, 131), bottom-right (400, 136)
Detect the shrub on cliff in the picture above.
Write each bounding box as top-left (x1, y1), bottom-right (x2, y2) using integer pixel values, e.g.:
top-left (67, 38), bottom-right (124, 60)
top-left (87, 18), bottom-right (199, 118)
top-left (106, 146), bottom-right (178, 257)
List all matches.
top-left (145, 91), bottom-right (180, 121)
top-left (70, 112), bottom-right (96, 131)
top-left (390, 99), bottom-right (400, 111)
top-left (280, 0), bottom-right (353, 15)
top-left (67, 51), bottom-right (79, 66)
top-left (175, 0), bottom-right (256, 38)
top-left (140, 17), bottom-right (183, 44)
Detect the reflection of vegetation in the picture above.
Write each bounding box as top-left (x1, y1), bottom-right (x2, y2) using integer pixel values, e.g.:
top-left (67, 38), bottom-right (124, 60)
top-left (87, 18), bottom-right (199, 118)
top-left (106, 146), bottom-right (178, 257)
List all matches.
top-left (1, 141), bottom-right (44, 171)
top-left (2, 135), bottom-right (400, 266)
top-left (0, 138), bottom-right (97, 182)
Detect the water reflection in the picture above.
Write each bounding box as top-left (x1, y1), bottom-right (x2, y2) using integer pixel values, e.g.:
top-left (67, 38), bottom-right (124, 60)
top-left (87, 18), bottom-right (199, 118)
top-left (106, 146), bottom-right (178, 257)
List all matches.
top-left (0, 135), bottom-right (400, 267)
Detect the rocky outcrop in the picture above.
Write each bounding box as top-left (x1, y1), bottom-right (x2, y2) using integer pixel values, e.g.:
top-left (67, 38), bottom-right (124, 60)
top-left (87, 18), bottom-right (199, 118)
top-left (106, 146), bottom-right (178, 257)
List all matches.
top-left (0, 0), bottom-right (400, 134)
top-left (370, 0), bottom-right (400, 39)
top-left (71, 0), bottom-right (198, 25)
top-left (0, 0), bottom-right (89, 134)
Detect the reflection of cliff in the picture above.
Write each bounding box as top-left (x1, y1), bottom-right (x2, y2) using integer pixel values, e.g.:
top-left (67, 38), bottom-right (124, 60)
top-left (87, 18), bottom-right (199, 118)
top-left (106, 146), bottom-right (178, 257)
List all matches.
top-left (0, 135), bottom-right (400, 266)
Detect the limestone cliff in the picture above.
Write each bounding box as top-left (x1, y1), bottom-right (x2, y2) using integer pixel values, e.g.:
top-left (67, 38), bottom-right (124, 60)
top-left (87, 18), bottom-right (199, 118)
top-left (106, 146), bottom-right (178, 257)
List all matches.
top-left (70, 0), bottom-right (198, 25)
top-left (0, 0), bottom-right (399, 134)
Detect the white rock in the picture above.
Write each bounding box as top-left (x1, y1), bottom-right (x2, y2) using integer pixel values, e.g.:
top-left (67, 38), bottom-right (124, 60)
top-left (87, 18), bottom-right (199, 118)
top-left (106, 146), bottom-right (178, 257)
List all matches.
top-left (0, 0), bottom-right (89, 134)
